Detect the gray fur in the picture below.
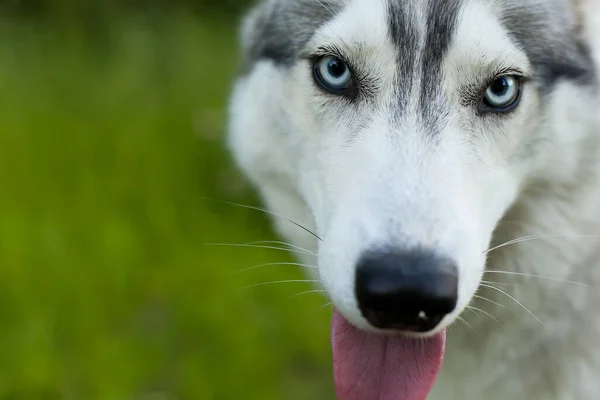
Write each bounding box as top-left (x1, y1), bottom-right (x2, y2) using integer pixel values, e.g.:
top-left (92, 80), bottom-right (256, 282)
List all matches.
top-left (386, 0), bottom-right (464, 135)
top-left (419, 0), bottom-right (464, 134)
top-left (386, 1), bottom-right (420, 112)
top-left (240, 0), bottom-right (342, 73)
top-left (386, 1), bottom-right (464, 135)
top-left (499, 0), bottom-right (597, 88)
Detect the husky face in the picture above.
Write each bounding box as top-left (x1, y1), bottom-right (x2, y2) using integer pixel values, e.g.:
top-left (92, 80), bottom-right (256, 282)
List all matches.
top-left (228, 0), bottom-right (597, 334)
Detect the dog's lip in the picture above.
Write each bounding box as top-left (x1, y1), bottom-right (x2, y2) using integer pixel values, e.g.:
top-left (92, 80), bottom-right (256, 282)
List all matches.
top-left (340, 310), bottom-right (449, 338)
top-left (331, 309), bottom-right (446, 400)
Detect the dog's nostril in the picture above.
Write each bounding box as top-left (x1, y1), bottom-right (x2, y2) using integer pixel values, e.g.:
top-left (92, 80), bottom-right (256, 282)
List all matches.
top-left (355, 249), bottom-right (458, 333)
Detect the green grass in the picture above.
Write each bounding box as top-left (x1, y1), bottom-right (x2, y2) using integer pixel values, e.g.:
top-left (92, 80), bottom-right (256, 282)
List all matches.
top-left (0, 14), bottom-right (333, 400)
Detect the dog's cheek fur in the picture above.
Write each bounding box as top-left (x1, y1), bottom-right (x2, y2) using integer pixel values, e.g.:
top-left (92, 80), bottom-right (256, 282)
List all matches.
top-left (228, 62), bottom-right (296, 187)
top-left (227, 61), bottom-right (320, 258)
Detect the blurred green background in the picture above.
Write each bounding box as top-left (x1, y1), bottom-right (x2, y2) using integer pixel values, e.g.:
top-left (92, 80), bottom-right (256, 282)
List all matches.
top-left (0, 2), bottom-right (333, 399)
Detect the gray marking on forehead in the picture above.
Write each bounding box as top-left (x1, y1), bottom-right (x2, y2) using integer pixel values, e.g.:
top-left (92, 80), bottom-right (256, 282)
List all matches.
top-left (419, 0), bottom-right (464, 133)
top-left (499, 1), bottom-right (596, 88)
top-left (387, 0), bottom-right (464, 134)
top-left (240, 0), bottom-right (342, 74)
top-left (387, 1), bottom-right (420, 110)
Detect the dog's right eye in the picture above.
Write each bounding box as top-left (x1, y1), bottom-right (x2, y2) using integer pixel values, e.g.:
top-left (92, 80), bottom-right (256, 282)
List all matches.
top-left (313, 56), bottom-right (354, 95)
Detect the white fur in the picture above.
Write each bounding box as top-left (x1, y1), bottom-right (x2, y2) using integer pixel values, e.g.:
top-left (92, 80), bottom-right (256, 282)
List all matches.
top-left (228, 0), bottom-right (600, 397)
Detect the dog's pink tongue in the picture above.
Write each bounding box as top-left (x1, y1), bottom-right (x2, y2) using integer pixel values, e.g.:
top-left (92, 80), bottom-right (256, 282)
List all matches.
top-left (331, 310), bottom-right (445, 400)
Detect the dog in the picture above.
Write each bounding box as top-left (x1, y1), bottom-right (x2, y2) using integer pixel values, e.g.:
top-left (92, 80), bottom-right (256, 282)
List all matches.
top-left (227, 0), bottom-right (600, 398)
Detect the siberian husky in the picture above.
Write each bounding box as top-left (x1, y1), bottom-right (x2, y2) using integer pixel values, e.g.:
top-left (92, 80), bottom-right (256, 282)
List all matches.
top-left (227, 0), bottom-right (600, 398)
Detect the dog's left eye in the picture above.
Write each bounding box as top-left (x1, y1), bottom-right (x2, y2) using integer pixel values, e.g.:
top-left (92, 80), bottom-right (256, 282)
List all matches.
top-left (483, 75), bottom-right (521, 112)
top-left (313, 56), bottom-right (353, 94)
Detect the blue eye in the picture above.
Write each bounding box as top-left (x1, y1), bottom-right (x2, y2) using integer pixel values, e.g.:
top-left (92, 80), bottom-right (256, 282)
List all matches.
top-left (313, 55), bottom-right (353, 93)
top-left (483, 75), bottom-right (521, 111)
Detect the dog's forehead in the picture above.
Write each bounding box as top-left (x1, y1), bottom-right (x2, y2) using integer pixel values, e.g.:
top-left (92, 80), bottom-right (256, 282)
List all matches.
top-left (243, 0), bottom-right (595, 87)
top-left (382, 0), bottom-right (464, 130)
top-left (381, 0), bottom-right (594, 86)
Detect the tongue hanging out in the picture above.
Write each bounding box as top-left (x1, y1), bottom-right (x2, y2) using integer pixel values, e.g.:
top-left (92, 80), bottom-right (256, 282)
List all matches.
top-left (331, 310), bottom-right (445, 400)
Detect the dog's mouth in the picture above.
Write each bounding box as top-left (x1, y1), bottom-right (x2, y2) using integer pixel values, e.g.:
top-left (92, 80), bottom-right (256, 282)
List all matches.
top-left (331, 310), bottom-right (445, 400)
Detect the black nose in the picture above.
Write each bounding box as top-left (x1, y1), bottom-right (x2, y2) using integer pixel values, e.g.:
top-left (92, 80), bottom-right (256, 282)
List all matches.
top-left (355, 249), bottom-right (458, 332)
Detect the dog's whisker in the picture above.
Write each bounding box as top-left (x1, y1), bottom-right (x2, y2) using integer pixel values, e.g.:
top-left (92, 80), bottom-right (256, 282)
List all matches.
top-left (472, 294), bottom-right (508, 309)
top-left (231, 262), bottom-right (318, 275)
top-left (485, 233), bottom-right (600, 254)
top-left (204, 242), bottom-right (316, 256)
top-left (242, 279), bottom-right (321, 290)
top-left (479, 283), bottom-right (543, 325)
top-left (484, 270), bottom-right (597, 291)
top-left (466, 305), bottom-right (503, 328)
top-left (457, 316), bottom-right (476, 333)
top-left (246, 240), bottom-right (316, 256)
top-left (485, 235), bottom-right (547, 254)
top-left (316, 301), bottom-right (333, 311)
top-left (202, 198), bottom-right (322, 241)
top-left (284, 289), bottom-right (326, 301)
top-left (480, 279), bottom-right (518, 288)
